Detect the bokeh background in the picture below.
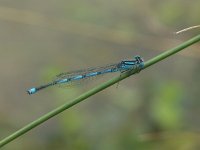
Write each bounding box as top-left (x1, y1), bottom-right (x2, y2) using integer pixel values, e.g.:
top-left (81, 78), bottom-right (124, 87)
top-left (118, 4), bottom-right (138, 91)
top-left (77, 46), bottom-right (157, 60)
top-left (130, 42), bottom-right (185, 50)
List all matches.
top-left (0, 0), bottom-right (200, 149)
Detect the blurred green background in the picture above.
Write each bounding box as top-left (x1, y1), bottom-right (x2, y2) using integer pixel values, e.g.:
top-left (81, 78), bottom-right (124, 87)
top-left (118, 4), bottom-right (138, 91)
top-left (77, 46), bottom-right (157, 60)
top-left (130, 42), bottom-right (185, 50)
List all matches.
top-left (0, 0), bottom-right (200, 149)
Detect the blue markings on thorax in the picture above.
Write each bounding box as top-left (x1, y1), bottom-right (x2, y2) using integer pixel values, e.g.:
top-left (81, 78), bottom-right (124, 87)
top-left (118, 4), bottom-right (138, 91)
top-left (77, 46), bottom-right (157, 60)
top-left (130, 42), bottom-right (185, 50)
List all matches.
top-left (120, 61), bottom-right (136, 71)
top-left (123, 61), bottom-right (135, 65)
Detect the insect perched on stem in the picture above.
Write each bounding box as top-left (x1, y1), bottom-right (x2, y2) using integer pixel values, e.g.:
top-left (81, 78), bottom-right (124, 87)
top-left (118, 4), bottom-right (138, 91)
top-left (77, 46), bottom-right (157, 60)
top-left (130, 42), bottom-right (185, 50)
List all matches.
top-left (27, 55), bottom-right (144, 95)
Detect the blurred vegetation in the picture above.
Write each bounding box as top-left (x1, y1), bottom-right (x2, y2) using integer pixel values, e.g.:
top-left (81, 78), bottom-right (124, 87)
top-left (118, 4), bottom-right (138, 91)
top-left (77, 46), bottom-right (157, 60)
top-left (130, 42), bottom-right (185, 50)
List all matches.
top-left (0, 0), bottom-right (200, 149)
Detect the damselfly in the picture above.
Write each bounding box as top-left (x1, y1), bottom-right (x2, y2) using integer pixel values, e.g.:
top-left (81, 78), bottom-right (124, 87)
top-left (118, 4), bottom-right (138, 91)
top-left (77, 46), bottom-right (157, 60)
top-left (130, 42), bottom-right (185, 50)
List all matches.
top-left (27, 56), bottom-right (144, 95)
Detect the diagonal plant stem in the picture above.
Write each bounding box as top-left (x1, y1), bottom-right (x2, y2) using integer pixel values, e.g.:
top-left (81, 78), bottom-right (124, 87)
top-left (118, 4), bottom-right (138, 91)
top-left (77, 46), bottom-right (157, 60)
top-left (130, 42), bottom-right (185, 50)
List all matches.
top-left (0, 34), bottom-right (200, 148)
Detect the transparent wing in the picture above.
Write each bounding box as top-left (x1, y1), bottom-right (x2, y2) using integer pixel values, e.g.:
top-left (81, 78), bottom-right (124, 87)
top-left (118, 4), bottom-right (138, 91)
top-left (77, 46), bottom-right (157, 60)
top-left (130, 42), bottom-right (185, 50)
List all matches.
top-left (53, 63), bottom-right (120, 88)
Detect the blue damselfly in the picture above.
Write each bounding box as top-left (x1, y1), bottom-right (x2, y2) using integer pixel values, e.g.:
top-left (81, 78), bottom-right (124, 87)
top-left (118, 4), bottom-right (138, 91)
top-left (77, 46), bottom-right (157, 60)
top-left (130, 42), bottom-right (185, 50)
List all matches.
top-left (27, 56), bottom-right (144, 95)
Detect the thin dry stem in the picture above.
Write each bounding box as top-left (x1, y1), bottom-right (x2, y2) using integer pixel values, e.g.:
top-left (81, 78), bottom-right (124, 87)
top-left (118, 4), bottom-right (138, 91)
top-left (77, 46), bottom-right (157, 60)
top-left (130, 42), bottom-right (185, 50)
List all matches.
top-left (175, 25), bottom-right (200, 34)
